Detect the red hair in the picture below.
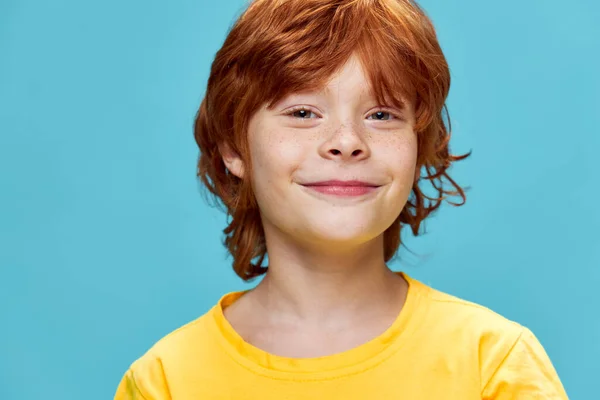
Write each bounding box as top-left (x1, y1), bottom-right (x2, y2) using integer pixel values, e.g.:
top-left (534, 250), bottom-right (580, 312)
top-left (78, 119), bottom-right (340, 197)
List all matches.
top-left (194, 0), bottom-right (470, 281)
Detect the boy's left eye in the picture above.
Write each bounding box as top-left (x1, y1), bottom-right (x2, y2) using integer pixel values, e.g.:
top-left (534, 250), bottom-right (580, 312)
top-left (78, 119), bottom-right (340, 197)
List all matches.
top-left (367, 111), bottom-right (394, 121)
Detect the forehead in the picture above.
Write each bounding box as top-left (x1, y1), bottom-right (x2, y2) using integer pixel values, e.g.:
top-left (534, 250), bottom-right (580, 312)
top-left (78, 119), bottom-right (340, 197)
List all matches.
top-left (322, 55), bottom-right (371, 92)
top-left (272, 56), bottom-right (389, 106)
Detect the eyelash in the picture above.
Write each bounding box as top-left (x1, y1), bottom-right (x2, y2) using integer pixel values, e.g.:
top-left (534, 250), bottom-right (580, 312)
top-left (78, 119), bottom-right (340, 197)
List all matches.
top-left (285, 106), bottom-right (402, 121)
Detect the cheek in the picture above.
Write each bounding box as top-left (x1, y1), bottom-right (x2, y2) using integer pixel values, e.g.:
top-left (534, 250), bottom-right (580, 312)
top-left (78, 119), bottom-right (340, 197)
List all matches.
top-left (249, 130), bottom-right (306, 205)
top-left (379, 134), bottom-right (418, 179)
top-left (251, 130), bottom-right (304, 177)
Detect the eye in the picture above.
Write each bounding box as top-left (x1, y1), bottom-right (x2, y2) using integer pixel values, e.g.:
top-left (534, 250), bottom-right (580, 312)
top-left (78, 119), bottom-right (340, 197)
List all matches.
top-left (284, 107), bottom-right (402, 121)
top-left (367, 110), bottom-right (398, 121)
top-left (286, 107), bottom-right (318, 120)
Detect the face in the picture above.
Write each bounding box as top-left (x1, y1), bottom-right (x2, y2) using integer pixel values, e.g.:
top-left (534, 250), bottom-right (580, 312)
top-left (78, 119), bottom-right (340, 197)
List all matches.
top-left (223, 54), bottom-right (418, 252)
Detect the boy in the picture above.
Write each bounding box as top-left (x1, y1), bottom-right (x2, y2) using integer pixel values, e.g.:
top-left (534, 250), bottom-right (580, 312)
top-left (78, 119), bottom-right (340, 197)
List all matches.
top-left (115, 0), bottom-right (568, 398)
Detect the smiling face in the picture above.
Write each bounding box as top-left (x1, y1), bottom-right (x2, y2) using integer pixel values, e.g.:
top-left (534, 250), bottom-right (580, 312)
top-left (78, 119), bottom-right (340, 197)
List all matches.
top-left (222, 54), bottom-right (418, 253)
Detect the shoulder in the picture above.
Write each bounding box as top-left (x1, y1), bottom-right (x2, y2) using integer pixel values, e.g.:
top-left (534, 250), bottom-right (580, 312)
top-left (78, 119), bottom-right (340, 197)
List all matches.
top-left (115, 305), bottom-right (222, 399)
top-left (409, 276), bottom-right (567, 397)
top-left (409, 276), bottom-right (524, 377)
top-left (144, 311), bottom-right (215, 361)
top-left (136, 309), bottom-right (212, 359)
top-left (410, 275), bottom-right (524, 343)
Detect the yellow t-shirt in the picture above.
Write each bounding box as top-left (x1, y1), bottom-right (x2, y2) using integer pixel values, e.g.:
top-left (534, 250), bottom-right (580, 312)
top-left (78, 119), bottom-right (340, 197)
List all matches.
top-left (114, 273), bottom-right (568, 399)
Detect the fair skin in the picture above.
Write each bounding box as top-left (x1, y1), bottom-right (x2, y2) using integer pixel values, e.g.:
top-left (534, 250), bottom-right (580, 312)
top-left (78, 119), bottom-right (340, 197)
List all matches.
top-left (221, 54), bottom-right (419, 358)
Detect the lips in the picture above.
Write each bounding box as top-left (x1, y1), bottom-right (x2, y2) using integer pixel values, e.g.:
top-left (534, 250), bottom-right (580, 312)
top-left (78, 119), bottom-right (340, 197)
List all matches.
top-left (300, 180), bottom-right (381, 197)
top-left (302, 180), bottom-right (380, 187)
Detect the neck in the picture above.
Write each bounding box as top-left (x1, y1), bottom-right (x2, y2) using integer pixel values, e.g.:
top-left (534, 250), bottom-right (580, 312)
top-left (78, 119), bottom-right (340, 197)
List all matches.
top-left (251, 226), bottom-right (407, 328)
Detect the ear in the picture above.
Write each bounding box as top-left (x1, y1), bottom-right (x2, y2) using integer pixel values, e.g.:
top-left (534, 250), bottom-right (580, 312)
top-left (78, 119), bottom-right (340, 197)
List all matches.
top-left (219, 142), bottom-right (245, 179)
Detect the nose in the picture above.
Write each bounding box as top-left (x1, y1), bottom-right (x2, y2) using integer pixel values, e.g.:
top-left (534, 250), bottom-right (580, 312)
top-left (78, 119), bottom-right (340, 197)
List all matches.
top-left (319, 123), bottom-right (371, 162)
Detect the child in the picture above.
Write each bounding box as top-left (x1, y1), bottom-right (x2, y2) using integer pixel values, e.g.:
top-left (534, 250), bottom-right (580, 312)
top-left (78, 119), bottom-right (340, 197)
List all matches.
top-left (115, 0), bottom-right (568, 398)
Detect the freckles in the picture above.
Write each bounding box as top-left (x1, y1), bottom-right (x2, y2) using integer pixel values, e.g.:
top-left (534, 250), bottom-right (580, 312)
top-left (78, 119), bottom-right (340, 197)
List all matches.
top-left (393, 136), bottom-right (413, 151)
top-left (394, 132), bottom-right (417, 151)
top-left (376, 134), bottom-right (418, 170)
top-left (372, 134), bottom-right (406, 152)
top-left (280, 130), bottom-right (314, 160)
top-left (319, 126), bottom-right (336, 140)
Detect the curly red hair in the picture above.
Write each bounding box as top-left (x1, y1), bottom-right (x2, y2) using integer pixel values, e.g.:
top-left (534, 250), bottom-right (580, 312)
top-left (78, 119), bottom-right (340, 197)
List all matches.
top-left (194, 0), bottom-right (469, 281)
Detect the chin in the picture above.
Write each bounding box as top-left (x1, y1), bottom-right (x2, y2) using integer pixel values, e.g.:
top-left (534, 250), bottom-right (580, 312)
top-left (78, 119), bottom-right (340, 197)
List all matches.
top-left (302, 219), bottom-right (385, 247)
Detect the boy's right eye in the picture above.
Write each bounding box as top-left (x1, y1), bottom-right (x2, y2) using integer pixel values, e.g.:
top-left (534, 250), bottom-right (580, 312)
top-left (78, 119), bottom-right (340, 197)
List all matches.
top-left (286, 107), bottom-right (318, 119)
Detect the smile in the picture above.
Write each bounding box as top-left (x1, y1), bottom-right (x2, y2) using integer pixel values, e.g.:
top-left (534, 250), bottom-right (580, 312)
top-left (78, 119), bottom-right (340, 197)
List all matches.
top-left (302, 185), bottom-right (379, 197)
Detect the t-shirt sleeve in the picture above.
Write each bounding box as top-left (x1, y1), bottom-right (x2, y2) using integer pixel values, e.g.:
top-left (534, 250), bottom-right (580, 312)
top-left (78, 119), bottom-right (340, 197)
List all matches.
top-left (114, 357), bottom-right (172, 400)
top-left (114, 369), bottom-right (146, 400)
top-left (481, 327), bottom-right (568, 399)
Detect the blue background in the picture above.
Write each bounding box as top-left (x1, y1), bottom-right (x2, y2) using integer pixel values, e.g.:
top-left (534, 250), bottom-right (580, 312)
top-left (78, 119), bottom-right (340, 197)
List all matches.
top-left (1, 0), bottom-right (598, 398)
